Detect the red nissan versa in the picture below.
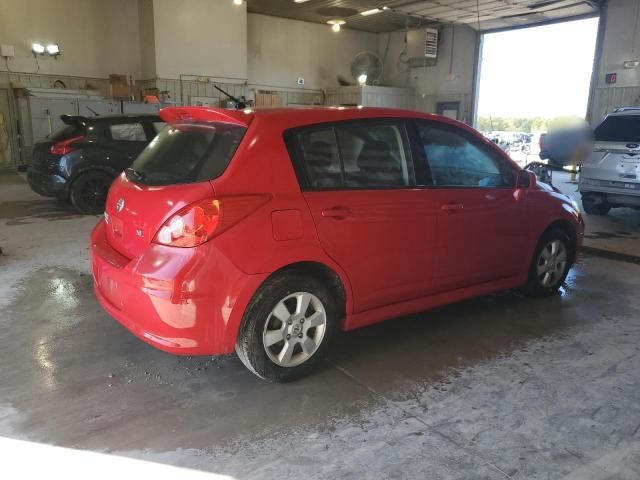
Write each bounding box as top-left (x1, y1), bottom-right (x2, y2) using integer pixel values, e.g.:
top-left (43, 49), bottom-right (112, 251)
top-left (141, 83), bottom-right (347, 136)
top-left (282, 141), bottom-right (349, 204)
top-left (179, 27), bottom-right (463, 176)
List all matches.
top-left (90, 106), bottom-right (584, 382)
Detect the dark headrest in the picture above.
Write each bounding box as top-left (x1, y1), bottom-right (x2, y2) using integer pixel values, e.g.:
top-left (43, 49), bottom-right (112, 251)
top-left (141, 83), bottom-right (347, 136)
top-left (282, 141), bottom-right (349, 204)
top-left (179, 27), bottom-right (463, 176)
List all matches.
top-left (307, 141), bottom-right (333, 167)
top-left (357, 140), bottom-right (395, 171)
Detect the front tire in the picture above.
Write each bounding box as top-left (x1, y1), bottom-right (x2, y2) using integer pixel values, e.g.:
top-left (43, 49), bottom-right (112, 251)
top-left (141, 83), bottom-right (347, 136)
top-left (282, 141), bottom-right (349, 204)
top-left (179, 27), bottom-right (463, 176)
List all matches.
top-left (581, 194), bottom-right (610, 215)
top-left (70, 171), bottom-right (113, 215)
top-left (524, 229), bottom-right (572, 297)
top-left (235, 273), bottom-right (338, 382)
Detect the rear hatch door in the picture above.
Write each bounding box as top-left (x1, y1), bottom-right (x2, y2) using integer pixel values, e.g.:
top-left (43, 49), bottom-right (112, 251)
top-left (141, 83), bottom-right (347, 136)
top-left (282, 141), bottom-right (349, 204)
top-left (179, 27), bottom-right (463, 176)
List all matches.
top-left (584, 115), bottom-right (640, 185)
top-left (104, 108), bottom-right (250, 259)
top-left (31, 115), bottom-right (87, 171)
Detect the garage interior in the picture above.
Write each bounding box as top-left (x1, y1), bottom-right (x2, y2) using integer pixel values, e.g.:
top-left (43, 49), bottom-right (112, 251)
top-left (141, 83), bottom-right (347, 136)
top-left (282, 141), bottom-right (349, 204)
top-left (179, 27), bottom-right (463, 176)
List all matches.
top-left (2, 0), bottom-right (640, 478)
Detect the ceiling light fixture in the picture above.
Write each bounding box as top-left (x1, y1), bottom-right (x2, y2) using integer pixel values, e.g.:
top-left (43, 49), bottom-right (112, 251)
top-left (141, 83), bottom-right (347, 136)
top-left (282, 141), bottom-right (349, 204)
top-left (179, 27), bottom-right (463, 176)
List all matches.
top-left (233, 0), bottom-right (242, 5)
top-left (294, 0), bottom-right (312, 3)
top-left (327, 19), bottom-right (345, 32)
top-left (361, 8), bottom-right (383, 16)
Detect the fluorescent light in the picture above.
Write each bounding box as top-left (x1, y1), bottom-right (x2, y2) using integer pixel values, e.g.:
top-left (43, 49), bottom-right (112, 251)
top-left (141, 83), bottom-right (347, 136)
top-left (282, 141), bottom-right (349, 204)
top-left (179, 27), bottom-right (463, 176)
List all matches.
top-left (32, 43), bottom-right (45, 54)
top-left (233, 0), bottom-right (242, 5)
top-left (361, 8), bottom-right (382, 16)
top-left (294, 0), bottom-right (311, 3)
top-left (46, 44), bottom-right (60, 55)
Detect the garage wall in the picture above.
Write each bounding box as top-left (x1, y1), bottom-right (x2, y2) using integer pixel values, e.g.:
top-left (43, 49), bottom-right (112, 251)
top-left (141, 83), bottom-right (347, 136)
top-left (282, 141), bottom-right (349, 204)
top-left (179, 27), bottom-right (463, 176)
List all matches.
top-left (589, 0), bottom-right (640, 123)
top-left (0, 0), bottom-right (141, 79)
top-left (377, 25), bottom-right (477, 120)
top-left (248, 14), bottom-right (378, 91)
top-left (138, 0), bottom-right (156, 80)
top-left (151, 0), bottom-right (247, 81)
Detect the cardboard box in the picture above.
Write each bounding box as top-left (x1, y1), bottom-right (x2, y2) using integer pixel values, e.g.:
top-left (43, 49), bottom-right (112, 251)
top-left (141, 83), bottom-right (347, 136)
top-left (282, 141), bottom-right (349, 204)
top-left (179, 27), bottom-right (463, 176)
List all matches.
top-left (110, 83), bottom-right (132, 99)
top-left (254, 91), bottom-right (283, 107)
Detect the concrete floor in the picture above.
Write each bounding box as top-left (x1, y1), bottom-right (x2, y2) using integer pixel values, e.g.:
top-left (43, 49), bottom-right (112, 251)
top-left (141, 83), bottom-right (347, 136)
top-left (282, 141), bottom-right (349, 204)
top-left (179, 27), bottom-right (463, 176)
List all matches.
top-left (1, 171), bottom-right (640, 479)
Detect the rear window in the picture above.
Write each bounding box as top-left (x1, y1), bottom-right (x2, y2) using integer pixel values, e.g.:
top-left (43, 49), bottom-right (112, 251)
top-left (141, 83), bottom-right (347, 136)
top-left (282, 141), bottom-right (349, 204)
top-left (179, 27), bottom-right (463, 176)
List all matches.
top-left (594, 116), bottom-right (640, 142)
top-left (127, 122), bottom-right (245, 186)
top-left (49, 123), bottom-right (86, 141)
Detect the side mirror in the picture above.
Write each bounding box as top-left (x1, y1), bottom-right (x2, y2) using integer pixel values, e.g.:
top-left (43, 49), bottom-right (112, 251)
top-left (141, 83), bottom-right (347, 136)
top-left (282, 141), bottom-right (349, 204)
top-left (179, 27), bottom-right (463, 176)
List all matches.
top-left (518, 170), bottom-right (537, 188)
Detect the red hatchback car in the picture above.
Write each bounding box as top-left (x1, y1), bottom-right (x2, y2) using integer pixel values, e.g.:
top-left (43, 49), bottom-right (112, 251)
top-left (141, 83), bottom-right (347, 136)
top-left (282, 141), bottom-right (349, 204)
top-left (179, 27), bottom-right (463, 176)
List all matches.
top-left (90, 106), bottom-right (584, 381)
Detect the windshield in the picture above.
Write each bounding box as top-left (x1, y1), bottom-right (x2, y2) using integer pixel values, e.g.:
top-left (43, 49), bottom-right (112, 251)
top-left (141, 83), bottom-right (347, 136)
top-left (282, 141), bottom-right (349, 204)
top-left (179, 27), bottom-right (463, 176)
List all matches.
top-left (128, 122), bottom-right (246, 186)
top-left (594, 115), bottom-right (640, 143)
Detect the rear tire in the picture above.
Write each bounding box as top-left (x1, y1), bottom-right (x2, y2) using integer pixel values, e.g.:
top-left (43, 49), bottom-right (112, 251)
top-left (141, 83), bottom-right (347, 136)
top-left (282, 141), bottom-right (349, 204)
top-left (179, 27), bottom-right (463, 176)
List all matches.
top-left (70, 171), bottom-right (113, 215)
top-left (235, 273), bottom-right (338, 382)
top-left (524, 229), bottom-right (572, 297)
top-left (581, 195), bottom-right (610, 215)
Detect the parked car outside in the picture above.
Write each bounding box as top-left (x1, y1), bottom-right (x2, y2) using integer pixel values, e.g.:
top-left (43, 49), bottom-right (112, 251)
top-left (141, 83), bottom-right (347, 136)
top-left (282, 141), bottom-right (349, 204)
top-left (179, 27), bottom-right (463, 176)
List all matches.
top-left (27, 114), bottom-right (164, 214)
top-left (90, 106), bottom-right (584, 382)
top-left (580, 110), bottom-right (640, 215)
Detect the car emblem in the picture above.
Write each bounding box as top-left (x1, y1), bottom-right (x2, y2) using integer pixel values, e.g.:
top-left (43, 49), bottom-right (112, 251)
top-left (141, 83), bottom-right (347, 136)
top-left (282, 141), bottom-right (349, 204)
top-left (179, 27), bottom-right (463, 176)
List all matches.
top-left (116, 198), bottom-right (125, 213)
top-left (626, 143), bottom-right (639, 149)
top-left (135, 229), bottom-right (144, 238)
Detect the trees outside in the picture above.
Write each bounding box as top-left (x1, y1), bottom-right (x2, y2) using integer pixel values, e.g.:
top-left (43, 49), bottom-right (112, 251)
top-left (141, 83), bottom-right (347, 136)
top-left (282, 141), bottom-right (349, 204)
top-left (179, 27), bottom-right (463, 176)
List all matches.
top-left (476, 116), bottom-right (584, 133)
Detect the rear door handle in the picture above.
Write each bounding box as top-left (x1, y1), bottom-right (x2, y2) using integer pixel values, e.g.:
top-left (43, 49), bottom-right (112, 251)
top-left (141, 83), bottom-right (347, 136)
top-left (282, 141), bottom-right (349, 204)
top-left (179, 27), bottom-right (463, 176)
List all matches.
top-left (321, 207), bottom-right (351, 219)
top-left (441, 202), bottom-right (464, 211)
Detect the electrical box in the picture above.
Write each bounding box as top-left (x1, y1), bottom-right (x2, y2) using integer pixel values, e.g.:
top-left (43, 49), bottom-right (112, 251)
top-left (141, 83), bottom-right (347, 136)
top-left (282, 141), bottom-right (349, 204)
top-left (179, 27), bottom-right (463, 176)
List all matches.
top-left (0, 44), bottom-right (15, 58)
top-left (407, 28), bottom-right (439, 67)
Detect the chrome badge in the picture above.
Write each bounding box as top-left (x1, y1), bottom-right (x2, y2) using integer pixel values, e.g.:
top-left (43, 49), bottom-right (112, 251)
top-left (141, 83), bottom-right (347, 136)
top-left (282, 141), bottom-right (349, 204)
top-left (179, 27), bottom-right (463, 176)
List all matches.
top-left (116, 198), bottom-right (125, 213)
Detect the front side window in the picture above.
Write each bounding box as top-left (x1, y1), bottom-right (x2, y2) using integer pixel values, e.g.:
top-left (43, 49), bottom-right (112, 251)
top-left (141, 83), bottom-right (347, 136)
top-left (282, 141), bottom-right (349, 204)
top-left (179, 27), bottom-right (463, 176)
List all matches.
top-left (284, 119), bottom-right (413, 190)
top-left (416, 122), bottom-right (515, 188)
top-left (110, 123), bottom-right (147, 142)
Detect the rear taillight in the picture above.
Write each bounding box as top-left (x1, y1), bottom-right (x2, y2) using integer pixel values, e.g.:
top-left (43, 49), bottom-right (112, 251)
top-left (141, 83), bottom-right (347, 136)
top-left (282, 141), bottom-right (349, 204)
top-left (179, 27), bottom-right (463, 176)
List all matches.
top-left (50, 136), bottom-right (84, 155)
top-left (154, 195), bottom-right (270, 247)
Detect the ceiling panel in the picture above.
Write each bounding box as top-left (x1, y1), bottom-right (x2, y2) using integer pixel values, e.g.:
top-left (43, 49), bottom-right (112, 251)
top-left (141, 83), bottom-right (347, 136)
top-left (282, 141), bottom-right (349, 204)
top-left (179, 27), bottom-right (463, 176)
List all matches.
top-left (246, 0), bottom-right (601, 32)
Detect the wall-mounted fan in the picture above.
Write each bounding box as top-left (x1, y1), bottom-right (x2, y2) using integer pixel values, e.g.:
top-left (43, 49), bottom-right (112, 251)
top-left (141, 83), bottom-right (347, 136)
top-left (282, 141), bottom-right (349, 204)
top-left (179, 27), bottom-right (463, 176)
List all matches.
top-left (350, 51), bottom-right (383, 86)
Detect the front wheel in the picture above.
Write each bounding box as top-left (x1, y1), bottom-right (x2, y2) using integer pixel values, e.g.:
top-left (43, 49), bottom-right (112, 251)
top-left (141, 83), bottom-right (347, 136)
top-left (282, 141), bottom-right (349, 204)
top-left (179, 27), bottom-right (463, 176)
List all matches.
top-left (70, 171), bottom-right (113, 215)
top-left (524, 229), bottom-right (572, 297)
top-left (581, 194), bottom-right (610, 215)
top-left (235, 274), bottom-right (338, 382)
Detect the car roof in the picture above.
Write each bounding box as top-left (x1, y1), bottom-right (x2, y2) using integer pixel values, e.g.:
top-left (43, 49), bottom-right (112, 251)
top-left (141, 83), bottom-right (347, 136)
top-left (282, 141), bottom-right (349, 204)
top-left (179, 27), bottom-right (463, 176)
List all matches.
top-left (62, 113), bottom-right (160, 124)
top-left (609, 107), bottom-right (640, 116)
top-left (159, 106), bottom-right (472, 133)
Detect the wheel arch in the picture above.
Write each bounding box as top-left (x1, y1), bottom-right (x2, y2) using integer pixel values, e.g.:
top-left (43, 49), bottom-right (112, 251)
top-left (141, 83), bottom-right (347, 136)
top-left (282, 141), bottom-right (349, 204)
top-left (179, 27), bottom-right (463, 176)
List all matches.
top-left (542, 218), bottom-right (578, 262)
top-left (263, 261), bottom-right (348, 326)
top-left (65, 165), bottom-right (119, 195)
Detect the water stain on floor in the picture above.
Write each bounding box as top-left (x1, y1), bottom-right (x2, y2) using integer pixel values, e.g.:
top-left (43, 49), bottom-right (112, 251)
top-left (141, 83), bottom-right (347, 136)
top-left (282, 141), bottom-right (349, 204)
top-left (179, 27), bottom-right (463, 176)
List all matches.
top-left (0, 200), bottom-right (88, 224)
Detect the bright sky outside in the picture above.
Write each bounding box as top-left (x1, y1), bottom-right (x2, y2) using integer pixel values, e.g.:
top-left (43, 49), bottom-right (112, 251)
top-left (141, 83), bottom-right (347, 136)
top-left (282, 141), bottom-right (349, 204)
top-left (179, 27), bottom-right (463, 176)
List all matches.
top-left (477, 17), bottom-right (599, 119)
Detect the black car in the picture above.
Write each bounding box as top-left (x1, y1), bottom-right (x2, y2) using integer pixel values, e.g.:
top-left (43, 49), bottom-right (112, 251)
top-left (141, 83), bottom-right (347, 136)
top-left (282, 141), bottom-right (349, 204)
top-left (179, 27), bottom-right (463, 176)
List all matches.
top-left (27, 114), bottom-right (164, 214)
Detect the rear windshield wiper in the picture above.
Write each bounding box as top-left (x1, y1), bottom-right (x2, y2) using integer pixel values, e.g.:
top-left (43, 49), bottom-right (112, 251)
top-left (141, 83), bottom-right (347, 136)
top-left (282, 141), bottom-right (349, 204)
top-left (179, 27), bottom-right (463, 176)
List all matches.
top-left (126, 168), bottom-right (146, 181)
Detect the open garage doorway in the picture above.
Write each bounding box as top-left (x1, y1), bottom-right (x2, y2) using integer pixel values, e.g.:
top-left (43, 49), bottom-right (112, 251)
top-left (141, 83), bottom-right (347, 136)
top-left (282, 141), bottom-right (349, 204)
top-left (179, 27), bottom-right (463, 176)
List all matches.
top-left (475, 17), bottom-right (599, 166)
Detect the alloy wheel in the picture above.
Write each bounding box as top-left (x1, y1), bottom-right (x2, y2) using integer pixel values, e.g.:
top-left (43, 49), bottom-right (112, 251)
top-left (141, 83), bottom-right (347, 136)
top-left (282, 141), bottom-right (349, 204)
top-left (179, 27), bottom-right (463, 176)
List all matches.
top-left (262, 292), bottom-right (327, 368)
top-left (536, 239), bottom-right (568, 288)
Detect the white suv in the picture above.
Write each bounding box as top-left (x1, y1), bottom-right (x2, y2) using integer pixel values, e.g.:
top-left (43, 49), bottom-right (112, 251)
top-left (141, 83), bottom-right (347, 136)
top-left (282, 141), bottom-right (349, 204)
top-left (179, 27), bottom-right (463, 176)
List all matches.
top-left (579, 109), bottom-right (640, 215)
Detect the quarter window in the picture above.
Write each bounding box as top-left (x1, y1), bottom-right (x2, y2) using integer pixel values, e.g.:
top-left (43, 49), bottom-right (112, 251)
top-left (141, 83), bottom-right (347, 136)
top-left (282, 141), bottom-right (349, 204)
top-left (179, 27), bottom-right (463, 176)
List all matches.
top-left (416, 122), bottom-right (515, 188)
top-left (110, 123), bottom-right (147, 142)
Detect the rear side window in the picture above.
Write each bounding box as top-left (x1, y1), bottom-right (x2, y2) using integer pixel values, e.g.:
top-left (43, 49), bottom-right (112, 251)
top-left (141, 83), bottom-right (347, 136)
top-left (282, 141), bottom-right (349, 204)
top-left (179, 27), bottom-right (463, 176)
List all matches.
top-left (128, 122), bottom-right (246, 186)
top-left (594, 116), bottom-right (640, 142)
top-left (285, 119), bottom-right (413, 190)
top-left (416, 122), bottom-right (515, 188)
top-left (110, 123), bottom-right (147, 142)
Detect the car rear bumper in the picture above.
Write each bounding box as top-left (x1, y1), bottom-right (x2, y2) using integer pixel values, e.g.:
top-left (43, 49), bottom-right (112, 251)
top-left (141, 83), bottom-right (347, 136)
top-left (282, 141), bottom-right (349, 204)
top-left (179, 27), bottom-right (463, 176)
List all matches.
top-left (90, 219), bottom-right (267, 355)
top-left (27, 170), bottom-right (67, 198)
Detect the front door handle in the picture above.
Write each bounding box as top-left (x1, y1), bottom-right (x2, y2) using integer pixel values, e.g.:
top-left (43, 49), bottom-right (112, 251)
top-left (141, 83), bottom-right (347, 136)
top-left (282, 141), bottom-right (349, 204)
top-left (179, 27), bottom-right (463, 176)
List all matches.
top-left (321, 207), bottom-right (351, 219)
top-left (441, 202), bottom-right (464, 211)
